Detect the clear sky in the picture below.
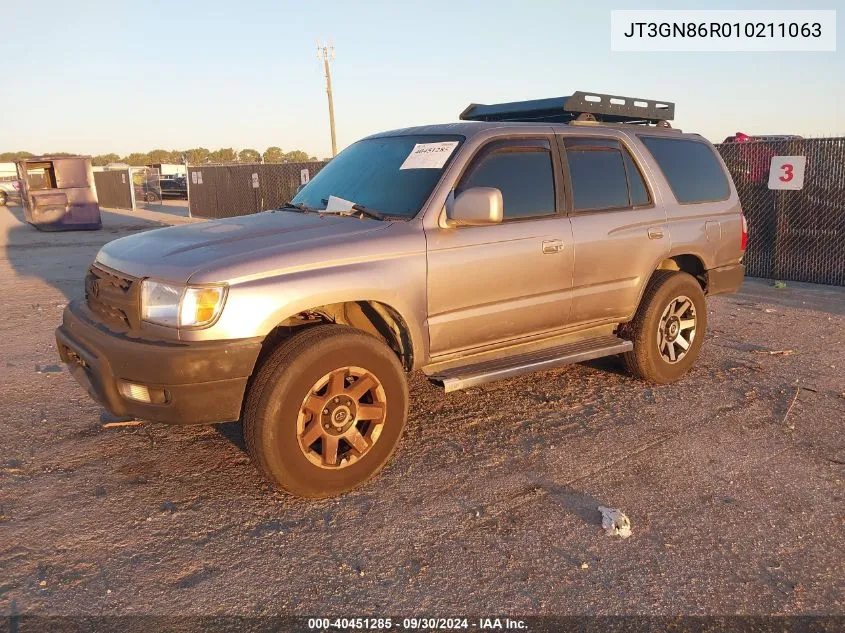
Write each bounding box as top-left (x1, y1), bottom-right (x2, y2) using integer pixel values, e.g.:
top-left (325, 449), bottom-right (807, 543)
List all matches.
top-left (1, 0), bottom-right (842, 158)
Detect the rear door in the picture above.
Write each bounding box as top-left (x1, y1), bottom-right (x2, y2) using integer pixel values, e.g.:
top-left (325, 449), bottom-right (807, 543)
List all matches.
top-left (425, 137), bottom-right (574, 357)
top-left (559, 136), bottom-right (669, 325)
top-left (638, 135), bottom-right (741, 269)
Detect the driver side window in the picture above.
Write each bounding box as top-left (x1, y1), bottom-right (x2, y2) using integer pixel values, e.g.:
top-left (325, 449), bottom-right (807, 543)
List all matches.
top-left (457, 142), bottom-right (556, 220)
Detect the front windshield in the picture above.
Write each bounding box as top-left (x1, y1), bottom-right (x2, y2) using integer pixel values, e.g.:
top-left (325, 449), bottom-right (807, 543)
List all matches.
top-left (292, 134), bottom-right (464, 218)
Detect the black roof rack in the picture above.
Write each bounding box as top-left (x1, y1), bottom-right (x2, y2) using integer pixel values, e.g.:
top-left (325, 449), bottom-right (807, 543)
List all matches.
top-left (460, 91), bottom-right (675, 126)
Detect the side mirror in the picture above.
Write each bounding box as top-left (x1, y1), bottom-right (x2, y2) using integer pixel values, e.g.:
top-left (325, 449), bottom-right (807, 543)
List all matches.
top-left (447, 187), bottom-right (503, 226)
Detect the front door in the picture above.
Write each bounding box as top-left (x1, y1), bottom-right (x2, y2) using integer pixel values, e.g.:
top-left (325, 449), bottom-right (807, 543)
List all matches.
top-left (425, 137), bottom-right (574, 357)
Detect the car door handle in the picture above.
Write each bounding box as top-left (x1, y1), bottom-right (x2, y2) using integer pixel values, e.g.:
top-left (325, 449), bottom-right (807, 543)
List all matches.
top-left (542, 239), bottom-right (565, 254)
top-left (647, 227), bottom-right (665, 240)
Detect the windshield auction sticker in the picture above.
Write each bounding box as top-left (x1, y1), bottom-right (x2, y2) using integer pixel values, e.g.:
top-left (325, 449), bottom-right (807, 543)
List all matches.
top-left (611, 10), bottom-right (836, 51)
top-left (400, 141), bottom-right (460, 170)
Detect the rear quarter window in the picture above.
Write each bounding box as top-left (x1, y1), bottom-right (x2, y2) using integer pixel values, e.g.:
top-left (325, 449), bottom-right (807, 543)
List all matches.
top-left (640, 136), bottom-right (730, 204)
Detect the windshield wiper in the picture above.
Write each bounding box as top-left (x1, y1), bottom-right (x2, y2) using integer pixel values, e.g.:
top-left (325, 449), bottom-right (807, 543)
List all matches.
top-left (319, 198), bottom-right (387, 221)
top-left (343, 204), bottom-right (386, 221)
top-left (278, 201), bottom-right (318, 213)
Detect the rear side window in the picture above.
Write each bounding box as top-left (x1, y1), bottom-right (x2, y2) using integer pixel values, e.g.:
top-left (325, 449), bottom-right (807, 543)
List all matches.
top-left (563, 138), bottom-right (651, 211)
top-left (459, 145), bottom-right (556, 219)
top-left (640, 137), bottom-right (730, 204)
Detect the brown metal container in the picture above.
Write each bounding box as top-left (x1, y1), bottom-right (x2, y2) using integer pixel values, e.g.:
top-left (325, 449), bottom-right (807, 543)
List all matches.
top-left (17, 155), bottom-right (102, 231)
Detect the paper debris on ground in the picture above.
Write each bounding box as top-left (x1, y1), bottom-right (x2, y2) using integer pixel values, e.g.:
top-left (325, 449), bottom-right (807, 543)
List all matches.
top-left (35, 364), bottom-right (63, 374)
top-left (598, 506), bottom-right (632, 539)
top-left (102, 420), bottom-right (144, 429)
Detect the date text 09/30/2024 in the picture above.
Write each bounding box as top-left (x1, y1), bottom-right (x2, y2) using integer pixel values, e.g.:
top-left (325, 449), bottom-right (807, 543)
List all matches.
top-left (307, 618), bottom-right (528, 630)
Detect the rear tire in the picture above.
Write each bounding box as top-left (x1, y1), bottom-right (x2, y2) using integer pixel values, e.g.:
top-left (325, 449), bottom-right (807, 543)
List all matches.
top-left (0, 191), bottom-right (7, 206)
top-left (243, 325), bottom-right (408, 498)
top-left (621, 271), bottom-right (707, 384)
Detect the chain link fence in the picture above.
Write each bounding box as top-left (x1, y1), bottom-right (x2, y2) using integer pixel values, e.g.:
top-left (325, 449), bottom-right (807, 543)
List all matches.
top-left (716, 137), bottom-right (845, 286)
top-left (131, 166), bottom-right (161, 205)
top-left (187, 162), bottom-right (328, 219)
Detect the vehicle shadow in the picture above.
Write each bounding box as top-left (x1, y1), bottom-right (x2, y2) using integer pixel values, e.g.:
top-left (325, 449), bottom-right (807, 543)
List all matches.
top-left (1, 203), bottom-right (169, 301)
top-left (214, 421), bottom-right (247, 452)
top-left (581, 354), bottom-right (629, 377)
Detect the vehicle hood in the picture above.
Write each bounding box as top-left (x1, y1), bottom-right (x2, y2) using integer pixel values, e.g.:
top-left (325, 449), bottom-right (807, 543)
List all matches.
top-left (96, 211), bottom-right (391, 282)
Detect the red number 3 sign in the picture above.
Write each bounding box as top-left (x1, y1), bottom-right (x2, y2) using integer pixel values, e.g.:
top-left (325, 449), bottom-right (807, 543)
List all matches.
top-left (768, 156), bottom-right (806, 190)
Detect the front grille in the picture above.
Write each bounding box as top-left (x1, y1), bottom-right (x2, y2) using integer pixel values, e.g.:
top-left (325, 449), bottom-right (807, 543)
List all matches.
top-left (85, 263), bottom-right (140, 331)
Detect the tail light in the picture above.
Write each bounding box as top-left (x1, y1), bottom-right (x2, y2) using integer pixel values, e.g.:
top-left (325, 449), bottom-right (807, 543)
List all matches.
top-left (740, 214), bottom-right (748, 251)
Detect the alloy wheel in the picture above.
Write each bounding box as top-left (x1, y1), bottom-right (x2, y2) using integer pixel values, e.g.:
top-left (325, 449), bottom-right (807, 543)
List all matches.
top-left (657, 295), bottom-right (696, 363)
top-left (296, 366), bottom-right (387, 469)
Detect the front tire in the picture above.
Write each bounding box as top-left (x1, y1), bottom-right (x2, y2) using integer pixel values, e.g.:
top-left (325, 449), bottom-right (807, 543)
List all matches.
top-left (0, 191), bottom-right (7, 206)
top-left (243, 325), bottom-right (408, 498)
top-left (621, 271), bottom-right (707, 384)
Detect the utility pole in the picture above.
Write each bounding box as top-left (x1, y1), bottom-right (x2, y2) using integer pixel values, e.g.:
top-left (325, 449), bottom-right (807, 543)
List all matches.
top-left (316, 40), bottom-right (337, 157)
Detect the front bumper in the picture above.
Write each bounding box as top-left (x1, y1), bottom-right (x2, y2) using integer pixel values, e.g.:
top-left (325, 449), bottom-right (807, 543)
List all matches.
top-left (55, 300), bottom-right (262, 424)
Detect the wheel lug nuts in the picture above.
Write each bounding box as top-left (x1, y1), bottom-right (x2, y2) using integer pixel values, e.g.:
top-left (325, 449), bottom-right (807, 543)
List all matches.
top-left (323, 408), bottom-right (329, 414)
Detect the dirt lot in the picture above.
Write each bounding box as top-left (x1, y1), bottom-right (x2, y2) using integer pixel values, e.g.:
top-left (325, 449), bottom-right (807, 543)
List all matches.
top-left (1, 202), bottom-right (843, 621)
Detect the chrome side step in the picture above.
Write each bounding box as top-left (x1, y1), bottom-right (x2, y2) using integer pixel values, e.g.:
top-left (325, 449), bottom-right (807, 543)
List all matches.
top-left (428, 335), bottom-right (633, 393)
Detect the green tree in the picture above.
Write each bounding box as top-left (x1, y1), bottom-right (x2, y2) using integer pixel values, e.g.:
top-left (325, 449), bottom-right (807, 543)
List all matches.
top-left (209, 148), bottom-right (237, 163)
top-left (238, 148), bottom-right (261, 163)
top-left (184, 148), bottom-right (210, 165)
top-left (146, 149), bottom-right (172, 165)
top-left (123, 152), bottom-right (150, 166)
top-left (167, 150), bottom-right (185, 164)
top-left (283, 150), bottom-right (309, 163)
top-left (262, 146), bottom-right (284, 163)
top-left (92, 153), bottom-right (120, 166)
top-left (0, 151), bottom-right (34, 161)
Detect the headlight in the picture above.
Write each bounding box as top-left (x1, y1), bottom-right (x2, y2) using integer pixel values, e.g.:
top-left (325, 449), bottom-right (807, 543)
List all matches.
top-left (140, 280), bottom-right (182, 326)
top-left (140, 280), bottom-right (226, 328)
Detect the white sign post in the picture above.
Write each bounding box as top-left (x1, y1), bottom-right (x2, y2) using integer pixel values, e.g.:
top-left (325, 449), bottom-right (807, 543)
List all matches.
top-left (768, 156), bottom-right (806, 190)
top-left (251, 173), bottom-right (259, 189)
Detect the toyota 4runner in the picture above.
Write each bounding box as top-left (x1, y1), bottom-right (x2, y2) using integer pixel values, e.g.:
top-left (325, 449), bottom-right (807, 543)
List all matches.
top-left (56, 92), bottom-right (746, 497)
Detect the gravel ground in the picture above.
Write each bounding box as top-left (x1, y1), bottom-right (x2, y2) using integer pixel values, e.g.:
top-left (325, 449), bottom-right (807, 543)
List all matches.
top-left (1, 203), bottom-right (843, 620)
